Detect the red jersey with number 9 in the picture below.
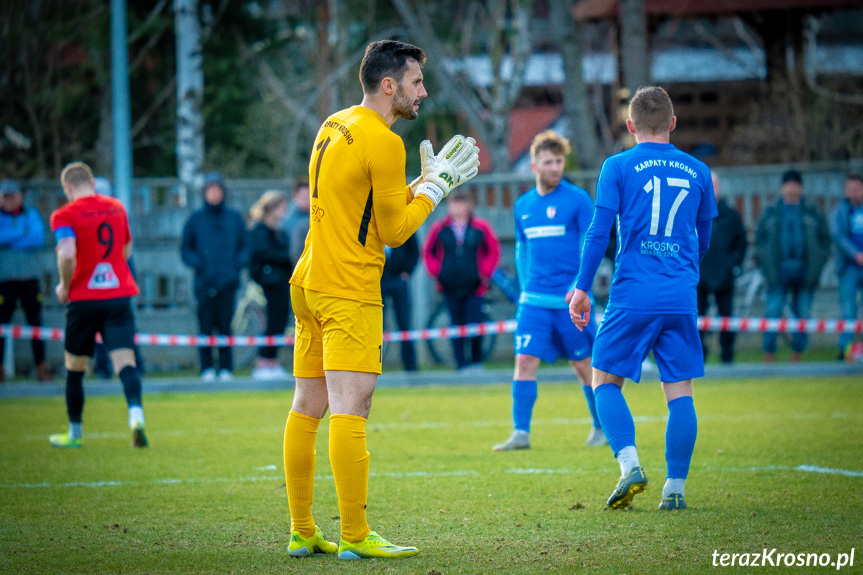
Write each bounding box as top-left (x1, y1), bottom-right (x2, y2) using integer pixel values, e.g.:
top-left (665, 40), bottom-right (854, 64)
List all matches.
top-left (50, 194), bottom-right (139, 302)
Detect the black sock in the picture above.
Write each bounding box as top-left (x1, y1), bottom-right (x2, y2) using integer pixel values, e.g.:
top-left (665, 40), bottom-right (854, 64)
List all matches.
top-left (66, 370), bottom-right (85, 423)
top-left (119, 365), bottom-right (142, 407)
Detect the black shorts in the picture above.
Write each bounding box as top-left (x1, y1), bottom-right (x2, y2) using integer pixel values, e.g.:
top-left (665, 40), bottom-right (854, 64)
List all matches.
top-left (65, 298), bottom-right (137, 357)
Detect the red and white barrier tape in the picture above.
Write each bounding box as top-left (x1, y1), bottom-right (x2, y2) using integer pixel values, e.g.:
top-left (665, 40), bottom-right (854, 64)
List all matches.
top-left (697, 316), bottom-right (863, 335)
top-left (1, 317), bottom-right (861, 347)
top-left (0, 320), bottom-right (518, 347)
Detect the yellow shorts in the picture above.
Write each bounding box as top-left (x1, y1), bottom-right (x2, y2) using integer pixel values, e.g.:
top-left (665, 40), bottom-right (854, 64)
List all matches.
top-left (291, 284), bottom-right (383, 377)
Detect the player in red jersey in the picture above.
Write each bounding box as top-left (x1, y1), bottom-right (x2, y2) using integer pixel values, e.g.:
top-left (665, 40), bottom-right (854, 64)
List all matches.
top-left (48, 162), bottom-right (147, 448)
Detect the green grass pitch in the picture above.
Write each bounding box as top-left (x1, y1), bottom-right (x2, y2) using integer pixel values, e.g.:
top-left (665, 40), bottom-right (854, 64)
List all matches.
top-left (1, 376), bottom-right (861, 574)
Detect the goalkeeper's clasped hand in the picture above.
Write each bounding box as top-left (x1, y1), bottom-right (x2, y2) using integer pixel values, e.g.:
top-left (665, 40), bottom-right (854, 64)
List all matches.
top-left (412, 135), bottom-right (480, 207)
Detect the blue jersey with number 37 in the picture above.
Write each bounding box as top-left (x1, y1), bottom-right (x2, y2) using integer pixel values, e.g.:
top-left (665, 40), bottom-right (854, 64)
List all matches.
top-left (597, 142), bottom-right (717, 313)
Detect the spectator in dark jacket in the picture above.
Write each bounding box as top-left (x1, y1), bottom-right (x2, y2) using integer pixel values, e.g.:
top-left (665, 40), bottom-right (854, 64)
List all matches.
top-left (698, 173), bottom-right (747, 364)
top-left (248, 190), bottom-right (292, 381)
top-left (0, 179), bottom-right (51, 382)
top-left (755, 170), bottom-right (830, 362)
top-left (382, 234), bottom-right (420, 371)
top-left (180, 172), bottom-right (248, 381)
top-left (423, 190), bottom-right (501, 369)
top-left (829, 173), bottom-right (863, 360)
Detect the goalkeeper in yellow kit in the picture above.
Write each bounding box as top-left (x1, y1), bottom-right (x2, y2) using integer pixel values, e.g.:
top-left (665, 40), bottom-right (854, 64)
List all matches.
top-left (283, 40), bottom-right (481, 560)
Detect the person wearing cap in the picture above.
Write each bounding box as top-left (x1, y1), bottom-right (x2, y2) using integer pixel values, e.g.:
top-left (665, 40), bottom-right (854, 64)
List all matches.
top-left (423, 189), bottom-right (501, 370)
top-left (829, 173), bottom-right (863, 361)
top-left (180, 172), bottom-right (249, 382)
top-left (754, 169), bottom-right (830, 362)
top-left (0, 179), bottom-right (52, 382)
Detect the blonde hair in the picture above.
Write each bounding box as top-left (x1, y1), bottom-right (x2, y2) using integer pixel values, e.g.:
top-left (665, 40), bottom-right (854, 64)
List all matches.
top-left (60, 162), bottom-right (95, 189)
top-left (628, 86), bottom-right (674, 135)
top-left (249, 190), bottom-right (288, 223)
top-left (530, 130), bottom-right (571, 161)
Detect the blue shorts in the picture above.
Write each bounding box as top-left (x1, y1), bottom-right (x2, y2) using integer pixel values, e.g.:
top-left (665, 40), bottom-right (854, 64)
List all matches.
top-left (592, 308), bottom-right (704, 383)
top-left (514, 303), bottom-right (596, 363)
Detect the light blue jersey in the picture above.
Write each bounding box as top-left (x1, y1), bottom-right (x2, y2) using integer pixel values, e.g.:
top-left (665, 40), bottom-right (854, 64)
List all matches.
top-left (597, 142), bottom-right (717, 313)
top-left (514, 180), bottom-right (594, 309)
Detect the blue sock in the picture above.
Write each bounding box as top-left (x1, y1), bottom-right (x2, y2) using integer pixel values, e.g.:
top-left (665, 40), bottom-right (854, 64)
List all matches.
top-left (593, 383), bottom-right (635, 455)
top-left (512, 380), bottom-right (538, 432)
top-left (666, 396), bottom-right (697, 479)
top-left (582, 385), bottom-right (601, 429)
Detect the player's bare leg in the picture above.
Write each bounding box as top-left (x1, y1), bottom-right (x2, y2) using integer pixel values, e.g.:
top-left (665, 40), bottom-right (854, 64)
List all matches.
top-left (493, 354), bottom-right (540, 451)
top-left (591, 369), bottom-right (647, 508)
top-left (571, 357), bottom-right (606, 446)
top-left (659, 379), bottom-right (695, 510)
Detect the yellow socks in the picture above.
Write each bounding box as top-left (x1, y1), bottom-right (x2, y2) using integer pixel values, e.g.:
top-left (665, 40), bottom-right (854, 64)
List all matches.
top-left (284, 411), bottom-right (320, 538)
top-left (285, 411), bottom-right (372, 543)
top-left (329, 413), bottom-right (371, 543)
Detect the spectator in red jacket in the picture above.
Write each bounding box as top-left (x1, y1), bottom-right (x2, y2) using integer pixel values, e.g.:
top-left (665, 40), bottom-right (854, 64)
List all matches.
top-left (423, 190), bottom-right (501, 369)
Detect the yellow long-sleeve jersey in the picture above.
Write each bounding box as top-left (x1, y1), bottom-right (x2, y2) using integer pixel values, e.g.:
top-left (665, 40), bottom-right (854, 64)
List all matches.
top-left (290, 105), bottom-right (434, 303)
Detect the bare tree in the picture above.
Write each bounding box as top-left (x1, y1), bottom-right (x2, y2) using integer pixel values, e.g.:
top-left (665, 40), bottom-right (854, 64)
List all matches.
top-left (550, 0), bottom-right (600, 169)
top-left (175, 0), bottom-right (204, 205)
top-left (803, 15), bottom-right (863, 106)
top-left (391, 0), bottom-right (532, 173)
top-left (619, 0), bottom-right (650, 95)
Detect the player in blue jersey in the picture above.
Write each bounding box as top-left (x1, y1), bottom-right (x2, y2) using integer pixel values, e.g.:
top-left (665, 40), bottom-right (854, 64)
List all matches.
top-left (493, 130), bottom-right (606, 452)
top-left (569, 87), bottom-right (717, 510)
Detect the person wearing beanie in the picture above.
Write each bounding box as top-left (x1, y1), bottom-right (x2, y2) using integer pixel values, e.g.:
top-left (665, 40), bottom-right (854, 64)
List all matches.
top-left (0, 178), bottom-right (52, 383)
top-left (755, 169), bottom-right (830, 362)
top-left (180, 172), bottom-right (249, 382)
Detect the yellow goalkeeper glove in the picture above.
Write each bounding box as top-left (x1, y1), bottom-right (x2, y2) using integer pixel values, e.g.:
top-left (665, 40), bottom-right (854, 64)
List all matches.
top-left (412, 135), bottom-right (480, 207)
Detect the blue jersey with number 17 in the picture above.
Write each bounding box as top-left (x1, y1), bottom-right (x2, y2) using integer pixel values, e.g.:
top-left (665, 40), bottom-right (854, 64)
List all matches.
top-left (597, 142), bottom-right (717, 313)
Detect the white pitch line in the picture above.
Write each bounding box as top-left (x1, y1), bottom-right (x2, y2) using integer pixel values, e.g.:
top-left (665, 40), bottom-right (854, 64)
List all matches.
top-left (795, 464), bottom-right (863, 477)
top-left (1, 465), bottom-right (860, 491)
top-left (6, 411), bottom-right (855, 443)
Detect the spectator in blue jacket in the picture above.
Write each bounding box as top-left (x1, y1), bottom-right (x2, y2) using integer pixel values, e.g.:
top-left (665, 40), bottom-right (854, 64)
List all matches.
top-left (0, 179), bottom-right (52, 382)
top-left (830, 173), bottom-right (863, 360)
top-left (181, 172), bottom-right (249, 382)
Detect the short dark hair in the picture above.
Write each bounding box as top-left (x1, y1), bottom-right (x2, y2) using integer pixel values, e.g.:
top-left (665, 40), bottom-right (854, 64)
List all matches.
top-left (359, 40), bottom-right (426, 94)
top-left (293, 178), bottom-right (309, 195)
top-left (847, 173), bottom-right (863, 185)
top-left (629, 86), bottom-right (674, 135)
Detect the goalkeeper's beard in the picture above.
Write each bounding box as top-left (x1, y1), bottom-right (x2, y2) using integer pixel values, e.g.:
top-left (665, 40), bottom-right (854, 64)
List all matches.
top-left (393, 85), bottom-right (419, 121)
